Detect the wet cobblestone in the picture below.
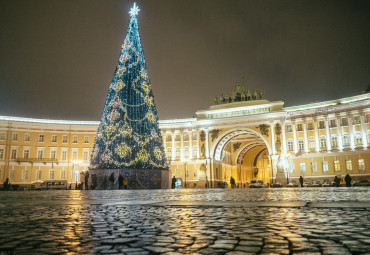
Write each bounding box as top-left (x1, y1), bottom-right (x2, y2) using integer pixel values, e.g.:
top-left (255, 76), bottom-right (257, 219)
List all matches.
top-left (0, 188), bottom-right (369, 254)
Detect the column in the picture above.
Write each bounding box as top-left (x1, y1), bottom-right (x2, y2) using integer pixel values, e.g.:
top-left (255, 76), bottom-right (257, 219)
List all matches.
top-left (303, 119), bottom-right (309, 153)
top-left (270, 121), bottom-right (276, 155)
top-left (205, 129), bottom-right (210, 158)
top-left (360, 111), bottom-right (368, 149)
top-left (313, 117), bottom-right (320, 152)
top-left (281, 121), bottom-right (287, 156)
top-left (325, 116), bottom-right (332, 152)
top-left (347, 113), bottom-right (355, 150)
top-left (188, 130), bottom-right (193, 160)
top-left (292, 121), bottom-right (298, 153)
top-left (336, 114), bottom-right (343, 151)
top-left (197, 129), bottom-right (200, 159)
top-left (180, 130), bottom-right (184, 161)
top-left (171, 131), bottom-right (175, 160)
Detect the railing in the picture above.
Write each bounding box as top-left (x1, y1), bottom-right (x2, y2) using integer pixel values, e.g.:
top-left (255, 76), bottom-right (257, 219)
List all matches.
top-left (16, 158), bottom-right (59, 165)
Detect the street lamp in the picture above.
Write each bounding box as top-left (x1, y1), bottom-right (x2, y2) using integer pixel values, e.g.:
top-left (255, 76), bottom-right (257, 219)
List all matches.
top-left (184, 159), bottom-right (188, 188)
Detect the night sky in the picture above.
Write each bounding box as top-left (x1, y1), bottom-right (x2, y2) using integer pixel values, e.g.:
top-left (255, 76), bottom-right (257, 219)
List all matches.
top-left (0, 0), bottom-right (369, 121)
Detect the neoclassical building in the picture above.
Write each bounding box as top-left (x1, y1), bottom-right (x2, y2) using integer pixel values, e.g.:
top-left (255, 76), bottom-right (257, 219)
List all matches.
top-left (1, 92), bottom-right (369, 188)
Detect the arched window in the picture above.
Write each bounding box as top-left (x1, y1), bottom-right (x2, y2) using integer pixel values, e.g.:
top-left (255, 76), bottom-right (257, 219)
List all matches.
top-left (287, 139), bottom-right (293, 151)
top-left (298, 138), bottom-right (304, 151)
top-left (320, 136), bottom-right (326, 149)
top-left (343, 133), bottom-right (350, 147)
top-left (355, 132), bottom-right (362, 146)
top-left (331, 135), bottom-right (338, 148)
top-left (309, 136), bottom-right (315, 150)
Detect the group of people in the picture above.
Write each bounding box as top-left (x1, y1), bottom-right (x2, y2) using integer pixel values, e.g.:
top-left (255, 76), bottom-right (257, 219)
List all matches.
top-left (117, 174), bottom-right (129, 189)
top-left (299, 174), bottom-right (352, 187)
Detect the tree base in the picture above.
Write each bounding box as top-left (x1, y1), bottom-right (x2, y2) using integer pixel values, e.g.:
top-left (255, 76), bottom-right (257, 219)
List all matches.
top-left (88, 168), bottom-right (171, 190)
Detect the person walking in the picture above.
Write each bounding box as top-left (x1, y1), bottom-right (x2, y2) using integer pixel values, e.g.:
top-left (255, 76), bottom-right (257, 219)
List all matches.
top-left (171, 176), bottom-right (176, 189)
top-left (109, 173), bottom-right (115, 190)
top-left (118, 174), bottom-right (124, 189)
top-left (299, 176), bottom-right (304, 187)
top-left (123, 178), bottom-right (128, 189)
top-left (345, 174), bottom-right (352, 187)
top-left (334, 176), bottom-right (340, 187)
top-left (84, 171), bottom-right (89, 190)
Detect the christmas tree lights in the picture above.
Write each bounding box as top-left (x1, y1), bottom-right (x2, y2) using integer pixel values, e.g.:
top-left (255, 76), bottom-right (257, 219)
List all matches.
top-left (90, 3), bottom-right (167, 170)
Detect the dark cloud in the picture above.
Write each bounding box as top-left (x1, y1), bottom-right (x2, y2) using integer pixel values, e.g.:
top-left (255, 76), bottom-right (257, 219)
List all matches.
top-left (0, 0), bottom-right (369, 120)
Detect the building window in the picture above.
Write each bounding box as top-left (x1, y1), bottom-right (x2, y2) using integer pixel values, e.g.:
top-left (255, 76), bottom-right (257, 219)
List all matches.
top-left (300, 163), bottom-right (306, 173)
top-left (166, 147), bottom-right (171, 158)
top-left (346, 160), bottom-right (352, 171)
top-left (298, 139), bottom-right (304, 151)
top-left (311, 161), bottom-right (317, 173)
top-left (49, 169), bottom-right (55, 180)
top-left (320, 136), bottom-right (327, 149)
top-left (353, 116), bottom-right (360, 125)
top-left (0, 132), bottom-right (5, 140)
top-left (184, 146), bottom-right (189, 158)
top-left (0, 148), bottom-right (4, 160)
top-left (319, 121), bottom-right (325, 129)
top-left (287, 140), bottom-right (294, 151)
top-left (61, 150), bottom-right (67, 161)
top-left (286, 125), bottom-right (292, 132)
top-left (23, 149), bottom-right (30, 159)
top-left (334, 160), bottom-right (340, 172)
top-left (309, 137), bottom-right (315, 150)
top-left (36, 168), bottom-right (42, 180)
top-left (343, 134), bottom-right (350, 147)
top-left (51, 135), bottom-right (57, 143)
top-left (331, 136), bottom-right (338, 148)
top-left (193, 146), bottom-right (198, 158)
top-left (10, 168), bottom-right (15, 181)
top-left (355, 133), bottom-right (362, 146)
top-left (73, 136), bottom-right (78, 143)
top-left (297, 124), bottom-right (302, 132)
top-left (25, 134), bottom-right (30, 142)
top-left (366, 114), bottom-right (370, 123)
top-left (322, 161), bottom-right (329, 172)
top-left (330, 119), bottom-right (337, 128)
top-left (289, 163), bottom-right (295, 173)
top-left (61, 168), bottom-right (66, 179)
top-left (22, 168), bottom-right (28, 180)
top-left (84, 136), bottom-right (89, 143)
top-left (193, 166), bottom-right (197, 178)
top-left (72, 150), bottom-right (78, 161)
top-left (342, 118), bottom-right (348, 126)
top-left (307, 122), bottom-right (313, 130)
top-left (62, 135), bottom-right (68, 143)
top-left (358, 159), bottom-right (365, 171)
top-left (11, 148), bottom-right (17, 159)
top-left (37, 149), bottom-right (44, 159)
top-left (83, 150), bottom-right (89, 161)
top-left (175, 147), bottom-right (180, 158)
top-left (39, 134), bottom-right (44, 142)
top-left (12, 133), bottom-right (18, 141)
top-left (50, 149), bottom-right (56, 159)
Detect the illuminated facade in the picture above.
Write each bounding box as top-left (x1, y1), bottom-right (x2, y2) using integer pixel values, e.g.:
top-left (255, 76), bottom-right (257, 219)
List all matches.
top-left (0, 93), bottom-right (369, 188)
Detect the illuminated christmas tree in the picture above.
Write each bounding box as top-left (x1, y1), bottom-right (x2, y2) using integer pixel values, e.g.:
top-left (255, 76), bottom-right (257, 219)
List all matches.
top-left (90, 3), bottom-right (167, 170)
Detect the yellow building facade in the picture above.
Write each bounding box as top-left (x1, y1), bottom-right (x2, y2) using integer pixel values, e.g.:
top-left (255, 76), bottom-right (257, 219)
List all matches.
top-left (1, 93), bottom-right (369, 188)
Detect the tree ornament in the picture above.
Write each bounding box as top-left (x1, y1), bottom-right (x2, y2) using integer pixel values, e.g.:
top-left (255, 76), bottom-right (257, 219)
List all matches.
top-left (115, 142), bottom-right (131, 158)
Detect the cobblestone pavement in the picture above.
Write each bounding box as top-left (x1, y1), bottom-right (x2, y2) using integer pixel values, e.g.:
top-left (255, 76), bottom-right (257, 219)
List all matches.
top-left (0, 188), bottom-right (370, 254)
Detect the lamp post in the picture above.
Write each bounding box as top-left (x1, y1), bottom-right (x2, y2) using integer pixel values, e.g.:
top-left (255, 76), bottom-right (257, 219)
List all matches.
top-left (184, 159), bottom-right (188, 188)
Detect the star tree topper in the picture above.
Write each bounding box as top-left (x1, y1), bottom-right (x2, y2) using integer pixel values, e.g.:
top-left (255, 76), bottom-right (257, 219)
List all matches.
top-left (129, 2), bottom-right (140, 16)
